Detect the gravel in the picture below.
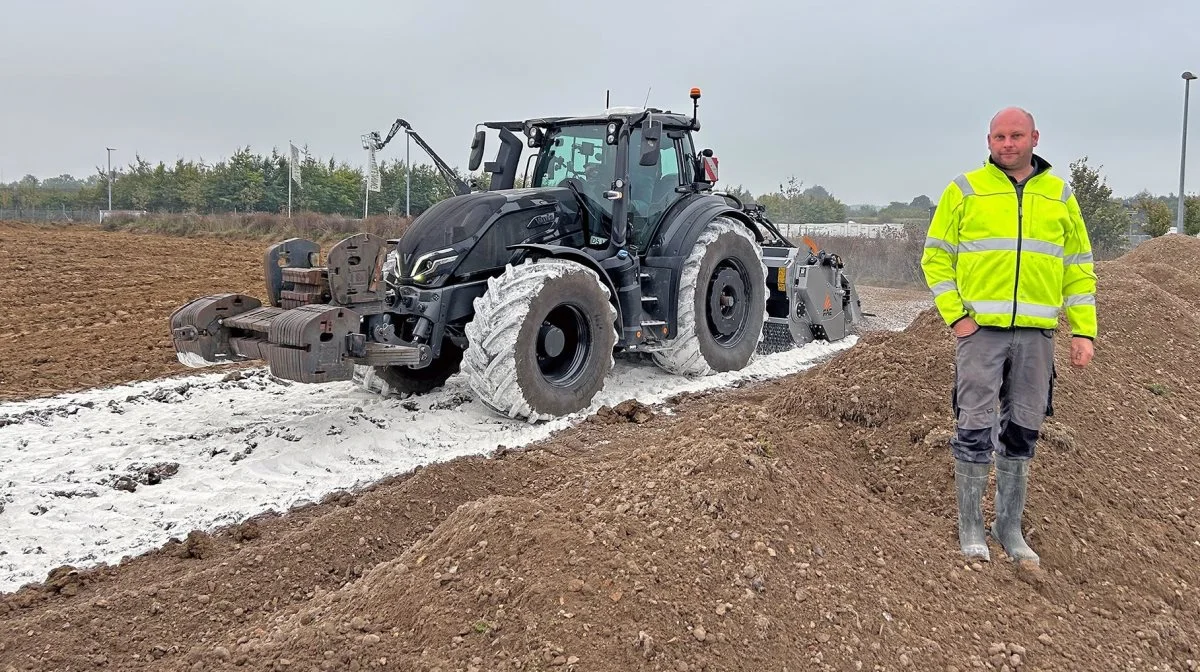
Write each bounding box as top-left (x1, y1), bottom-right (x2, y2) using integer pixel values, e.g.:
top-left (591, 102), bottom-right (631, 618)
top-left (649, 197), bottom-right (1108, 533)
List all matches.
top-left (853, 285), bottom-right (933, 333)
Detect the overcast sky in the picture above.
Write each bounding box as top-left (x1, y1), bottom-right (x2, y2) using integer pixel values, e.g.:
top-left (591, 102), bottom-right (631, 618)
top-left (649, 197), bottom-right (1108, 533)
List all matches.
top-left (1, 0), bottom-right (1197, 205)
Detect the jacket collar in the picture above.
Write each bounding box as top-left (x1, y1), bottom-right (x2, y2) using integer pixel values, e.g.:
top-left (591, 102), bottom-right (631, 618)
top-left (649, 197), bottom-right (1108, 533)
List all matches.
top-left (986, 153), bottom-right (1051, 184)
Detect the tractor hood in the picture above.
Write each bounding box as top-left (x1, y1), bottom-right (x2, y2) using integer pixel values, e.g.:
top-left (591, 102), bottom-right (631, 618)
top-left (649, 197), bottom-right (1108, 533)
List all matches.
top-left (393, 188), bottom-right (586, 284)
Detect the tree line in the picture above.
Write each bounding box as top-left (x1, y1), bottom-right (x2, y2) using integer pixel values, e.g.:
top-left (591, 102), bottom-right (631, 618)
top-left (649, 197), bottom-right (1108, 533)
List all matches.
top-left (722, 160), bottom-right (1200, 257)
top-left (0, 148), bottom-right (466, 217)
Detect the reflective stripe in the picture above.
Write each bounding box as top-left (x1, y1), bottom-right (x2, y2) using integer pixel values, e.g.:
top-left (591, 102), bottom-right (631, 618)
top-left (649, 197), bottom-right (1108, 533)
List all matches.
top-left (954, 174), bottom-right (974, 196)
top-left (931, 280), bottom-right (958, 297)
top-left (959, 238), bottom-right (1013, 253)
top-left (925, 237), bottom-right (957, 255)
top-left (965, 300), bottom-right (1061, 319)
top-left (1064, 294), bottom-right (1096, 307)
top-left (1060, 183), bottom-right (1073, 203)
top-left (958, 237), bottom-right (1063, 257)
top-left (1023, 239), bottom-right (1064, 257)
top-left (1064, 252), bottom-right (1094, 265)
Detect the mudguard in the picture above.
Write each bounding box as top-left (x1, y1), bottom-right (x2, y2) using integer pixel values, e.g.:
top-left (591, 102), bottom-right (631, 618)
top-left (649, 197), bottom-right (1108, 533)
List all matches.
top-left (642, 195), bottom-right (763, 339)
top-left (508, 243), bottom-right (623, 328)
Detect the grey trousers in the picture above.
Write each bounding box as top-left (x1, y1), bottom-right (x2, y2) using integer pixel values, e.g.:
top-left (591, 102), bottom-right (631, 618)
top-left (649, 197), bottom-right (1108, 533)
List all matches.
top-left (951, 327), bottom-right (1056, 464)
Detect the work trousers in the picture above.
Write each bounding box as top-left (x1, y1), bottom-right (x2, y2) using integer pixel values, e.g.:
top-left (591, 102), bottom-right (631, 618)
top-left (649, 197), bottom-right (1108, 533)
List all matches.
top-left (951, 327), bottom-right (1056, 464)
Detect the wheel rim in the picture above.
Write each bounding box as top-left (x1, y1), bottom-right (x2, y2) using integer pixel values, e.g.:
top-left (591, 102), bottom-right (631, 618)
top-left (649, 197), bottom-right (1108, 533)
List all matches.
top-left (537, 304), bottom-right (591, 387)
top-left (706, 259), bottom-right (751, 346)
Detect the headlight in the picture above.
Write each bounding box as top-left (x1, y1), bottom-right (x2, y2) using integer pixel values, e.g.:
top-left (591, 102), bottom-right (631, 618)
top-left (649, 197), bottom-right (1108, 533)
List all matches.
top-left (412, 248), bottom-right (459, 284)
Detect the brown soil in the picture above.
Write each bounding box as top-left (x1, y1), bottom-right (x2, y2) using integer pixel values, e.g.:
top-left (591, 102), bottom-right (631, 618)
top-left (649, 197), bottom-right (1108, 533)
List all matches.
top-left (2, 225), bottom-right (1199, 671)
top-left (0, 221), bottom-right (264, 401)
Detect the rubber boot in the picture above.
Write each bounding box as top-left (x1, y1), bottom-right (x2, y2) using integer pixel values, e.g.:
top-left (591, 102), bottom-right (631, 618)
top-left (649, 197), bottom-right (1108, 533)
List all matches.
top-left (954, 459), bottom-right (991, 561)
top-left (991, 454), bottom-right (1039, 565)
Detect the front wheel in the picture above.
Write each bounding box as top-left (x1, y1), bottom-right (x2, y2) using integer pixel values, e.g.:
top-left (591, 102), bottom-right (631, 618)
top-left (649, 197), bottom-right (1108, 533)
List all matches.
top-left (652, 217), bottom-right (767, 376)
top-left (462, 258), bottom-right (617, 422)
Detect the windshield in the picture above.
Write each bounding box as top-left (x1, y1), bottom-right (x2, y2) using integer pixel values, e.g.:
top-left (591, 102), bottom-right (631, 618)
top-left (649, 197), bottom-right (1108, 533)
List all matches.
top-left (532, 123), bottom-right (615, 246)
top-left (533, 124), bottom-right (614, 208)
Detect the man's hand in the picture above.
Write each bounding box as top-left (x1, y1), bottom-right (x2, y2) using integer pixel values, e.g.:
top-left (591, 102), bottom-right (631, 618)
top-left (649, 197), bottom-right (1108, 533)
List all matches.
top-left (1070, 337), bottom-right (1094, 368)
top-left (952, 317), bottom-right (979, 338)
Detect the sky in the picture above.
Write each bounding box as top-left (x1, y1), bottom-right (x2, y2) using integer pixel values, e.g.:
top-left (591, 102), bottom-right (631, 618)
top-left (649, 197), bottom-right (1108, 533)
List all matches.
top-left (1, 0), bottom-right (1198, 205)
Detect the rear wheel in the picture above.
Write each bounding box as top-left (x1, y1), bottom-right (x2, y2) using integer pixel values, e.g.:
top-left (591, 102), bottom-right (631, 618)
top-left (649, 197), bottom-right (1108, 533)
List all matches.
top-left (652, 217), bottom-right (767, 376)
top-left (462, 258), bottom-right (617, 422)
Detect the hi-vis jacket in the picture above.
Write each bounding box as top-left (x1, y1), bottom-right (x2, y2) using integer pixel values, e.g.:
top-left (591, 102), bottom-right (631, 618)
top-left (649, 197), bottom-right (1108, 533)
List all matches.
top-left (921, 155), bottom-right (1098, 340)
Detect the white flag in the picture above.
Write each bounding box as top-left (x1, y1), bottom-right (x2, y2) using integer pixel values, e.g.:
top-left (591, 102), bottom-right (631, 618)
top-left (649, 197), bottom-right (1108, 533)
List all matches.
top-left (366, 145), bottom-right (381, 192)
top-left (290, 143), bottom-right (302, 188)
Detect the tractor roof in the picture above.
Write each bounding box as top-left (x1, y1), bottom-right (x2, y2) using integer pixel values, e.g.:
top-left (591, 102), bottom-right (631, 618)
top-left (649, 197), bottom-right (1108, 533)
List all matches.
top-left (483, 108), bottom-right (697, 134)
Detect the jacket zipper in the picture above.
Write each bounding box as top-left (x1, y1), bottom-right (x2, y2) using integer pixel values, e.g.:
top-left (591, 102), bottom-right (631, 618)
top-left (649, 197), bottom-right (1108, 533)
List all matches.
top-left (1011, 187), bottom-right (1022, 328)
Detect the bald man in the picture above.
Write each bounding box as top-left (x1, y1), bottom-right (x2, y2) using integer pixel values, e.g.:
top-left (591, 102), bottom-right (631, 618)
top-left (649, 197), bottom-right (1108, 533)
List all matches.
top-left (921, 107), bottom-right (1098, 566)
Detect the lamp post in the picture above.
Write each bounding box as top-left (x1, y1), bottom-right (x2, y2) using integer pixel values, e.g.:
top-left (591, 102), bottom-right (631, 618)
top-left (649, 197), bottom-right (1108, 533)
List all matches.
top-left (1178, 72), bottom-right (1196, 236)
top-left (405, 129), bottom-right (411, 218)
top-left (106, 147), bottom-right (116, 212)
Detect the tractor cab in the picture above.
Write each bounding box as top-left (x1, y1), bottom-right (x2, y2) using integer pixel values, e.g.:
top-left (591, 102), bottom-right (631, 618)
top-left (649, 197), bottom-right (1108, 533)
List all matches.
top-left (473, 89), bottom-right (719, 255)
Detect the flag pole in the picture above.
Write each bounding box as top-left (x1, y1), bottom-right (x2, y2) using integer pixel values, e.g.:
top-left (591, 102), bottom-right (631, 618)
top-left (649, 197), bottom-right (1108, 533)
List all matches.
top-left (288, 140), bottom-right (293, 219)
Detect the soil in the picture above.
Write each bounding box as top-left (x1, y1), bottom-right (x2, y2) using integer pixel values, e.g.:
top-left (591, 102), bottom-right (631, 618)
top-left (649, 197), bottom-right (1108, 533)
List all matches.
top-left (2, 222), bottom-right (1199, 671)
top-left (0, 221), bottom-right (264, 401)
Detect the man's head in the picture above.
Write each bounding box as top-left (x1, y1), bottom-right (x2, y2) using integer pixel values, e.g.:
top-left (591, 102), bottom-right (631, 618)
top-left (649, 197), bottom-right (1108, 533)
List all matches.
top-left (987, 107), bottom-right (1039, 172)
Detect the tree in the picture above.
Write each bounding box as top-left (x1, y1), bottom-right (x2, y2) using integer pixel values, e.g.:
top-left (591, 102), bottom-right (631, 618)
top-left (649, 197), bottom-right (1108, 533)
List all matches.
top-left (909, 194), bottom-right (932, 210)
top-left (1137, 192), bottom-right (1173, 237)
top-left (1068, 157), bottom-right (1130, 256)
top-left (721, 184), bottom-right (754, 205)
top-left (756, 176), bottom-right (846, 223)
top-left (1185, 196), bottom-right (1200, 236)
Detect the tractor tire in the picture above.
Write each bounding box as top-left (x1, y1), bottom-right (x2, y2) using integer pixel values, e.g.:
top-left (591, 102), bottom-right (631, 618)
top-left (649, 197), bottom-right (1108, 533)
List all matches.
top-left (462, 258), bottom-right (617, 422)
top-left (652, 217), bottom-right (767, 376)
top-left (354, 341), bottom-right (464, 397)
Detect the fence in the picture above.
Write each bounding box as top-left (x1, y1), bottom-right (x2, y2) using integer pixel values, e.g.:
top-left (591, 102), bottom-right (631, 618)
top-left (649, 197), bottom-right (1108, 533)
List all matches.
top-left (0, 207), bottom-right (101, 223)
top-left (776, 221), bottom-right (906, 239)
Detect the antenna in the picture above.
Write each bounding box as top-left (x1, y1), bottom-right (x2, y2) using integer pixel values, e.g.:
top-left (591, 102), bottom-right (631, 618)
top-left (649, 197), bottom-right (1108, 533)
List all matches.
top-left (606, 89), bottom-right (610, 108)
top-left (643, 87), bottom-right (652, 109)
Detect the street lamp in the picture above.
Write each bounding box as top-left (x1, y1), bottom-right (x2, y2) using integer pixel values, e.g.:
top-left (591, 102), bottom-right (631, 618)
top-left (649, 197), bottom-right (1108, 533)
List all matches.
top-left (106, 147), bottom-right (116, 212)
top-left (1177, 72), bottom-right (1196, 236)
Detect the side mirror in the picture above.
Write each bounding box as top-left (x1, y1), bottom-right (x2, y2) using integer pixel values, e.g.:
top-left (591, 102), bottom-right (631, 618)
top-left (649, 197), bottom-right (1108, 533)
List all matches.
top-left (639, 120), bottom-right (662, 167)
top-left (468, 130), bottom-right (486, 171)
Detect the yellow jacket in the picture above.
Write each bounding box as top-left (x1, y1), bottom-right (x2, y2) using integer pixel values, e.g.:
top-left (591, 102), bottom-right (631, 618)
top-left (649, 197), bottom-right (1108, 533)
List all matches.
top-left (921, 156), bottom-right (1098, 339)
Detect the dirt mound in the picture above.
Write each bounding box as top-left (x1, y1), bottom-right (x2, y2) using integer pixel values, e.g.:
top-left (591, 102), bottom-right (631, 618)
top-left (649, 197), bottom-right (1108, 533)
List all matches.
top-left (1121, 231), bottom-right (1200, 269)
top-left (2, 235), bottom-right (1199, 670)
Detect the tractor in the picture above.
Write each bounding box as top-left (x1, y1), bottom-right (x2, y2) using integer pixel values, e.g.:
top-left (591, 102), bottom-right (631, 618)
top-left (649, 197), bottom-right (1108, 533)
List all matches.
top-left (169, 88), bottom-right (864, 422)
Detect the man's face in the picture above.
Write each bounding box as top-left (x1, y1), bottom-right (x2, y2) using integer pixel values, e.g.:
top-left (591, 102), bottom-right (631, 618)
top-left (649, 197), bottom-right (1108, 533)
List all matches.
top-left (987, 110), bottom-right (1039, 171)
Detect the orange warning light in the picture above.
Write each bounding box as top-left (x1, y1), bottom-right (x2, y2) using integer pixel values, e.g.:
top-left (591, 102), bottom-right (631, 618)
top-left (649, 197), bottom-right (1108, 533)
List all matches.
top-left (690, 87), bottom-right (701, 99)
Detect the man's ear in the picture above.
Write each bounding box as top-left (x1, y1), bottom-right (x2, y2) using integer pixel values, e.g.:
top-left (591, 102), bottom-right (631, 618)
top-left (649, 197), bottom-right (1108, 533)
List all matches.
top-left (1031, 129), bottom-right (1039, 147)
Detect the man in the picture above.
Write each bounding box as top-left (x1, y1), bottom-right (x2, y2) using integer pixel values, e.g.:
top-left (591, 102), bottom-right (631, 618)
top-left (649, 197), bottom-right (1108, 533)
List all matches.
top-left (921, 107), bottom-right (1097, 566)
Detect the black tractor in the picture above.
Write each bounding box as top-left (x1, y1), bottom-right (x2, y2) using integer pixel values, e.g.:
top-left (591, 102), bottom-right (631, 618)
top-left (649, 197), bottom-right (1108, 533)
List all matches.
top-left (170, 89), bottom-right (863, 422)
